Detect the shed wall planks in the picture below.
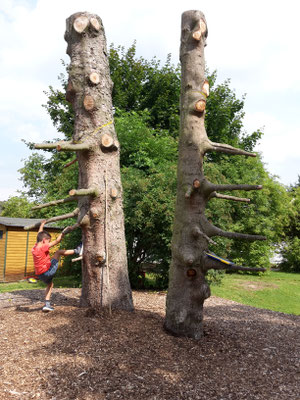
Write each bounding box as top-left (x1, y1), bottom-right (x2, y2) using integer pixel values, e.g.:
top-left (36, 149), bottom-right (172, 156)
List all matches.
top-left (0, 226), bottom-right (60, 281)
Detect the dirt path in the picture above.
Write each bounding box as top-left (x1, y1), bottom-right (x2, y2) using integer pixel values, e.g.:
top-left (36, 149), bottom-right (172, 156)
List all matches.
top-left (0, 289), bottom-right (299, 399)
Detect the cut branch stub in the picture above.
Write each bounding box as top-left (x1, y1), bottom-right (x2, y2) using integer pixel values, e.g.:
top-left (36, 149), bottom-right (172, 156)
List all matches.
top-left (193, 179), bottom-right (201, 189)
top-left (185, 180), bottom-right (201, 198)
top-left (35, 140), bottom-right (89, 152)
top-left (73, 16), bottom-right (89, 33)
top-left (200, 19), bottom-right (207, 35)
top-left (35, 141), bottom-right (65, 150)
top-left (192, 30), bottom-right (202, 41)
top-left (69, 187), bottom-right (100, 197)
top-left (192, 18), bottom-right (207, 41)
top-left (57, 142), bottom-right (91, 152)
top-left (89, 72), bottom-right (100, 85)
top-left (195, 99), bottom-right (206, 112)
top-left (110, 188), bottom-right (118, 199)
top-left (96, 251), bottom-right (106, 264)
top-left (90, 17), bottom-right (100, 31)
top-left (66, 80), bottom-right (76, 103)
top-left (101, 133), bottom-right (115, 149)
top-left (185, 186), bottom-right (193, 198)
top-left (202, 80), bottom-right (209, 97)
top-left (210, 192), bottom-right (251, 203)
top-left (90, 207), bottom-right (101, 219)
top-left (80, 215), bottom-right (90, 226)
top-left (83, 95), bottom-right (95, 111)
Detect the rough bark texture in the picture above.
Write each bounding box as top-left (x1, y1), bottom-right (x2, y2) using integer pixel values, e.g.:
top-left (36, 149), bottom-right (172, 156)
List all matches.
top-left (63, 12), bottom-right (133, 311)
top-left (164, 10), bottom-right (265, 339)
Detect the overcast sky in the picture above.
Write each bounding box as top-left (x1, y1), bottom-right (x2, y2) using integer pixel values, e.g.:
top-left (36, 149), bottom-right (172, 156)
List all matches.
top-left (0, 0), bottom-right (299, 201)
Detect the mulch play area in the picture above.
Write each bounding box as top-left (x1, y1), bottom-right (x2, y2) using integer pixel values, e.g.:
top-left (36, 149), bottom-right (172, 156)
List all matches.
top-left (0, 289), bottom-right (299, 399)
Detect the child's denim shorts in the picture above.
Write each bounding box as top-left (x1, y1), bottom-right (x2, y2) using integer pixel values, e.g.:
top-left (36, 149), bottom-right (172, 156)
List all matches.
top-left (38, 259), bottom-right (59, 284)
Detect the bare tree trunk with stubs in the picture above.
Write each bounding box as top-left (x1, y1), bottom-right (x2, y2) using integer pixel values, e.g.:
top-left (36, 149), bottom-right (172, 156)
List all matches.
top-left (32, 12), bottom-right (133, 311)
top-left (164, 10), bottom-right (266, 339)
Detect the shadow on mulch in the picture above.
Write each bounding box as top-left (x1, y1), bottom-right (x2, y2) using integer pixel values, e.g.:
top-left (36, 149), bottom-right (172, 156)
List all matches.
top-left (25, 299), bottom-right (299, 400)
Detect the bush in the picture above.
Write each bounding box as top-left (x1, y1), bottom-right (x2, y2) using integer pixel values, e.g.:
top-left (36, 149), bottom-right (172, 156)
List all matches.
top-left (280, 238), bottom-right (300, 273)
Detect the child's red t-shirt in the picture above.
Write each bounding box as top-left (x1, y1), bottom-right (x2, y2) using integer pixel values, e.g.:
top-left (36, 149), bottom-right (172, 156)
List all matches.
top-left (31, 243), bottom-right (51, 275)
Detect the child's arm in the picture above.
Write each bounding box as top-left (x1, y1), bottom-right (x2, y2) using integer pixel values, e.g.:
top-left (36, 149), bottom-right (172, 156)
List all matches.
top-left (38, 220), bottom-right (47, 233)
top-left (48, 226), bottom-right (70, 248)
top-left (48, 233), bottom-right (63, 248)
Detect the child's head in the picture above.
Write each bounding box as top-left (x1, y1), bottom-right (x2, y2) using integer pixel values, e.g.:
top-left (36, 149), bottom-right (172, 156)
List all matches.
top-left (37, 231), bottom-right (51, 243)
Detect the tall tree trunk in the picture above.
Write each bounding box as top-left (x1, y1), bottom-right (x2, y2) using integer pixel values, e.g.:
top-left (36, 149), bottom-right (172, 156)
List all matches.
top-left (164, 10), bottom-right (265, 339)
top-left (33, 12), bottom-right (133, 311)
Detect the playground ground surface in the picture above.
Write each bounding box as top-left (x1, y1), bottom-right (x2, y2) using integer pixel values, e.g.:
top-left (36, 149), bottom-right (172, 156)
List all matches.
top-left (0, 289), bottom-right (299, 399)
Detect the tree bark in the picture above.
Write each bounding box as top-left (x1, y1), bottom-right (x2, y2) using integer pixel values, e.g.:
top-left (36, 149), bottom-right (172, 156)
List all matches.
top-left (64, 12), bottom-right (133, 310)
top-left (164, 10), bottom-right (265, 339)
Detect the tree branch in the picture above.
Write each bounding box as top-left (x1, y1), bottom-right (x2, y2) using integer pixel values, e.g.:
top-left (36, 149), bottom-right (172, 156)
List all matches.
top-left (34, 141), bottom-right (66, 150)
top-left (57, 142), bottom-right (92, 151)
top-left (62, 210), bottom-right (89, 235)
top-left (31, 196), bottom-right (78, 210)
top-left (203, 255), bottom-right (266, 272)
top-left (209, 225), bottom-right (266, 241)
top-left (209, 192), bottom-right (251, 203)
top-left (34, 141), bottom-right (91, 152)
top-left (72, 256), bottom-right (83, 263)
top-left (62, 222), bottom-right (81, 235)
top-left (191, 226), bottom-right (217, 245)
top-left (208, 141), bottom-right (256, 157)
top-left (69, 187), bottom-right (100, 197)
top-left (24, 208), bottom-right (80, 230)
top-left (212, 184), bottom-right (262, 192)
top-left (63, 157), bottom-right (78, 168)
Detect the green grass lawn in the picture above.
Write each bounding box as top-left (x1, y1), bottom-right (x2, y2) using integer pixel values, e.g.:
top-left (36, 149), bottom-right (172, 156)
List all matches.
top-left (211, 271), bottom-right (300, 315)
top-left (0, 275), bottom-right (81, 293)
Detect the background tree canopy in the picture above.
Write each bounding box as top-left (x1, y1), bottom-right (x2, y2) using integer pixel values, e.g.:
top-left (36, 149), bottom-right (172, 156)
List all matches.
top-left (3, 43), bottom-right (296, 286)
top-left (279, 179), bottom-right (300, 272)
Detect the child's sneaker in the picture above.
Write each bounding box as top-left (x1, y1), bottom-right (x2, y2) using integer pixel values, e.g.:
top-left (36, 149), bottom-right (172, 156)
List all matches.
top-left (42, 304), bottom-right (54, 312)
top-left (74, 242), bottom-right (83, 256)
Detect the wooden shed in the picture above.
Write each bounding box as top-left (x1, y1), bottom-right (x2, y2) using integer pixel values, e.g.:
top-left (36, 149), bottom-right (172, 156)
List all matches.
top-left (0, 217), bottom-right (61, 282)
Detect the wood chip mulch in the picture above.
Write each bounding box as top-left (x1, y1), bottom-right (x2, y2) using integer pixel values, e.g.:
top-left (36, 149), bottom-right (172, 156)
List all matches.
top-left (0, 289), bottom-right (299, 400)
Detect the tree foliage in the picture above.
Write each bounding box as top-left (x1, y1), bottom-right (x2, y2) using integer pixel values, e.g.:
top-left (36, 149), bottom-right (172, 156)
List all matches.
top-left (109, 43), bottom-right (181, 136)
top-left (279, 181), bottom-right (300, 272)
top-left (0, 196), bottom-right (34, 218)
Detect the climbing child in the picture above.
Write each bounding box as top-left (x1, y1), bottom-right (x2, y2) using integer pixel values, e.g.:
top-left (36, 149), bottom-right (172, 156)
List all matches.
top-left (31, 220), bottom-right (82, 312)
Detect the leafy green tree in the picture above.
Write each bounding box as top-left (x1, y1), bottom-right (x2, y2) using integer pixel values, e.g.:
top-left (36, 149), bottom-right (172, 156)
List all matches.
top-left (109, 43), bottom-right (180, 136)
top-left (0, 196), bottom-right (35, 218)
top-left (279, 183), bottom-right (300, 272)
top-left (115, 110), bottom-right (177, 286)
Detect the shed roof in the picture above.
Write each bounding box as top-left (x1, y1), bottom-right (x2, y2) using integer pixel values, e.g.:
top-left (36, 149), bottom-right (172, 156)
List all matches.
top-left (0, 217), bottom-right (61, 230)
